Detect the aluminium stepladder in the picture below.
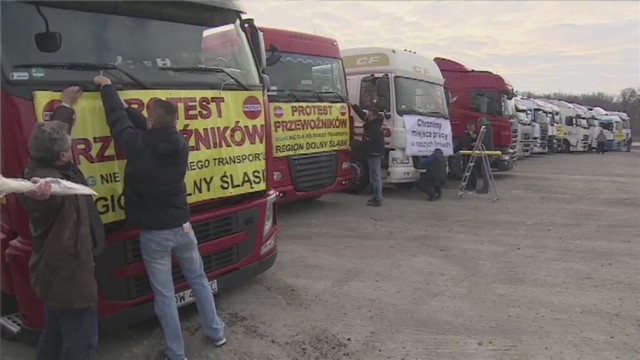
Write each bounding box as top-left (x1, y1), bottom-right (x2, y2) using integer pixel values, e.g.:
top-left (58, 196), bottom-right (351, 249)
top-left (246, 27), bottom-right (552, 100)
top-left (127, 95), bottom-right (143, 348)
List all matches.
top-left (457, 126), bottom-right (499, 202)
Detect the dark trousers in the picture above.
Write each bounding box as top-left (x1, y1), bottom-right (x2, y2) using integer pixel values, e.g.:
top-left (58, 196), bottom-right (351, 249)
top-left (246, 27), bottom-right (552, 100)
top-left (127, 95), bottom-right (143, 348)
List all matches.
top-left (416, 174), bottom-right (444, 198)
top-left (37, 303), bottom-right (98, 360)
top-left (596, 141), bottom-right (605, 154)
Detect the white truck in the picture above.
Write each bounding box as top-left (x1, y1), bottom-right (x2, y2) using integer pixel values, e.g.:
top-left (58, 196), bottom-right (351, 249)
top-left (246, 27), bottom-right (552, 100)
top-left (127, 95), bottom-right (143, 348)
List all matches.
top-left (545, 100), bottom-right (589, 152)
top-left (514, 98), bottom-right (533, 159)
top-left (342, 47), bottom-right (451, 191)
top-left (517, 97), bottom-right (548, 154)
top-left (571, 103), bottom-right (596, 150)
top-left (607, 111), bottom-right (632, 150)
top-left (534, 99), bottom-right (560, 153)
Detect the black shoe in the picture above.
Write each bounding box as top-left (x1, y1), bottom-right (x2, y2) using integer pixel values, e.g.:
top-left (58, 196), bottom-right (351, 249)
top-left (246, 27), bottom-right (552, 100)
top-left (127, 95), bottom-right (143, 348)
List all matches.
top-left (435, 191), bottom-right (442, 199)
top-left (476, 189), bottom-right (489, 194)
top-left (427, 195), bottom-right (434, 201)
top-left (367, 200), bottom-right (382, 207)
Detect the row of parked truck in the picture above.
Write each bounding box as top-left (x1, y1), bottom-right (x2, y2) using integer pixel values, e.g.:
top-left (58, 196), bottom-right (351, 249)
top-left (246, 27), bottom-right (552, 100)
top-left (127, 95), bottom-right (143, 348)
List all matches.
top-left (0, 0), bottom-right (633, 344)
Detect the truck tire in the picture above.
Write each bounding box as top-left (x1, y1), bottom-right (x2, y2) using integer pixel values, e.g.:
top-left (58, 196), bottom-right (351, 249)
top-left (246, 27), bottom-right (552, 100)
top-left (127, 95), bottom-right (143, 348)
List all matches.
top-left (447, 155), bottom-right (464, 180)
top-left (561, 139), bottom-right (571, 153)
top-left (346, 157), bottom-right (369, 194)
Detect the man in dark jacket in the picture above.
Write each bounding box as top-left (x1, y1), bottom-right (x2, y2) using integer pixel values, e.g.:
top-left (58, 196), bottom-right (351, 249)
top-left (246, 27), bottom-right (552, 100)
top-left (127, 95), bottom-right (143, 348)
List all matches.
top-left (415, 149), bottom-right (447, 201)
top-left (93, 75), bottom-right (225, 360)
top-left (351, 102), bottom-right (385, 207)
top-left (18, 121), bottom-right (101, 360)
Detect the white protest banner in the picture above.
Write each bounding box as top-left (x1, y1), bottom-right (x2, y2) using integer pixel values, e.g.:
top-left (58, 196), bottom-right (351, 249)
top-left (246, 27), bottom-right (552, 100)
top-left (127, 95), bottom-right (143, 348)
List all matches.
top-left (404, 115), bottom-right (453, 156)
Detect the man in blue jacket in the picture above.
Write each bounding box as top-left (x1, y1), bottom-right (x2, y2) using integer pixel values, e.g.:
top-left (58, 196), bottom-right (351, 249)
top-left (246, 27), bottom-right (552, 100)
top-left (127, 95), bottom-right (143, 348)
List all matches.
top-left (93, 75), bottom-right (226, 360)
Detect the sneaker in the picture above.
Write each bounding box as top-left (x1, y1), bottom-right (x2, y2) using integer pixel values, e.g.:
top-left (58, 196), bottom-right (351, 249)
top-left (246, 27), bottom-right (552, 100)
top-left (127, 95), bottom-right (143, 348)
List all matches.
top-left (366, 200), bottom-right (382, 207)
top-left (213, 337), bottom-right (227, 347)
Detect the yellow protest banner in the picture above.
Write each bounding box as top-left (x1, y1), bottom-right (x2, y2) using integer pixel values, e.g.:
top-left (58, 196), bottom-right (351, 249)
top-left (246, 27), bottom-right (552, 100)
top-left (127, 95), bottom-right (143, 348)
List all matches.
top-left (270, 102), bottom-right (350, 157)
top-left (33, 90), bottom-right (266, 224)
top-left (556, 124), bottom-right (565, 138)
top-left (614, 130), bottom-right (624, 142)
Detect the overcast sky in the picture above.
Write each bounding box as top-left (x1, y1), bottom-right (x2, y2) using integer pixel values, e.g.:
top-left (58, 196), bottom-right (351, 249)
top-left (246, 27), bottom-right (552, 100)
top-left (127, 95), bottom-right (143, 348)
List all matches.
top-left (243, 0), bottom-right (640, 95)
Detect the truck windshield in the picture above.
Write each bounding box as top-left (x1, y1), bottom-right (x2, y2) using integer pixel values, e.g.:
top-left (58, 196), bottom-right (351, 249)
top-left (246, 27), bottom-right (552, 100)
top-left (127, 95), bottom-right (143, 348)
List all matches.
top-left (534, 110), bottom-right (549, 124)
top-left (2, 2), bottom-right (261, 89)
top-left (394, 77), bottom-right (449, 118)
top-left (576, 117), bottom-right (589, 128)
top-left (264, 52), bottom-right (346, 102)
top-left (516, 110), bottom-right (530, 124)
top-left (622, 118), bottom-right (631, 129)
top-left (600, 122), bottom-right (614, 131)
top-left (501, 94), bottom-right (516, 118)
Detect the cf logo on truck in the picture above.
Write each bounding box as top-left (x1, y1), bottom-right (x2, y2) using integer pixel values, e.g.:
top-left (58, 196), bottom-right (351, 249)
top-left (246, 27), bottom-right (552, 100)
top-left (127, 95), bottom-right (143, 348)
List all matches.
top-left (413, 66), bottom-right (431, 75)
top-left (356, 56), bottom-right (382, 65)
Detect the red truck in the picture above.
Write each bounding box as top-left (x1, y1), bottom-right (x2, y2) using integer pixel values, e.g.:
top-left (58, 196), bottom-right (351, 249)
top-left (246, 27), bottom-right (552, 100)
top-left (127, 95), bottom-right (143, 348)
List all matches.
top-left (259, 27), bottom-right (352, 202)
top-left (1, 0), bottom-right (277, 344)
top-left (434, 57), bottom-right (518, 177)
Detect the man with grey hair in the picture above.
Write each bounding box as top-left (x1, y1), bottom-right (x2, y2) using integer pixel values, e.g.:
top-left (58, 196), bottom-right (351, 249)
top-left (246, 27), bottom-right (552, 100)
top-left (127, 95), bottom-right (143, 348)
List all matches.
top-left (19, 120), bottom-right (104, 360)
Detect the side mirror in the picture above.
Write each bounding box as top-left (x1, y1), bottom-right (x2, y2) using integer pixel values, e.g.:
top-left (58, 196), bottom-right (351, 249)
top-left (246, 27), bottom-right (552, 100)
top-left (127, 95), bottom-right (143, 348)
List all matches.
top-left (445, 90), bottom-right (451, 104)
top-left (243, 19), bottom-right (266, 71)
top-left (376, 96), bottom-right (390, 112)
top-left (35, 32), bottom-right (62, 53)
top-left (375, 76), bottom-right (390, 98)
top-left (261, 73), bottom-right (271, 92)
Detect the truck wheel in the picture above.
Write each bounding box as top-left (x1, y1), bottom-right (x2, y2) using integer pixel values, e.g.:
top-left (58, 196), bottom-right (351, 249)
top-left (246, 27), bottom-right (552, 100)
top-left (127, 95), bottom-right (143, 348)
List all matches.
top-left (346, 157), bottom-right (369, 194)
top-left (561, 139), bottom-right (571, 153)
top-left (447, 155), bottom-right (464, 180)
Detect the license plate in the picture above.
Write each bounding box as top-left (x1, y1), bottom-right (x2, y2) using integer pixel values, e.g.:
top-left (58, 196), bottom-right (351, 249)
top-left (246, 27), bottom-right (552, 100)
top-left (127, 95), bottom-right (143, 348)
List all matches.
top-left (175, 280), bottom-right (218, 307)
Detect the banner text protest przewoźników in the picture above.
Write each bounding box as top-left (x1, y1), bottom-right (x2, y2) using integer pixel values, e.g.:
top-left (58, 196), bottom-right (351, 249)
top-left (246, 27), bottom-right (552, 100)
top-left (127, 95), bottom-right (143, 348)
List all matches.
top-left (33, 90), bottom-right (267, 224)
top-left (270, 102), bottom-right (350, 157)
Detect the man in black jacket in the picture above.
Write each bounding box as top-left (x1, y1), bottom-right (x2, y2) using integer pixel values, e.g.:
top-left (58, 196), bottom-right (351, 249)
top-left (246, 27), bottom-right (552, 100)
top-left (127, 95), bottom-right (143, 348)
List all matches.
top-left (415, 149), bottom-right (447, 201)
top-left (477, 118), bottom-right (493, 194)
top-left (93, 75), bottom-right (226, 360)
top-left (351, 102), bottom-right (385, 207)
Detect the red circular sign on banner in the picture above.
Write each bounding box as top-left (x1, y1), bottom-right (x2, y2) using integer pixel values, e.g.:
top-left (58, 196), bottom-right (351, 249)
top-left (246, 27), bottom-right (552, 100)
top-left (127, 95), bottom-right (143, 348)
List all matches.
top-left (273, 105), bottom-right (284, 119)
top-left (242, 96), bottom-right (262, 120)
top-left (339, 104), bottom-right (348, 116)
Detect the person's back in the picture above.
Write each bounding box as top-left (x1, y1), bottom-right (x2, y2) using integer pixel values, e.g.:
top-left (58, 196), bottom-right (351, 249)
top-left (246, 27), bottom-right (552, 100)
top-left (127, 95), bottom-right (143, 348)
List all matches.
top-left (424, 151), bottom-right (447, 184)
top-left (95, 75), bottom-right (225, 360)
top-left (124, 120), bottom-right (190, 230)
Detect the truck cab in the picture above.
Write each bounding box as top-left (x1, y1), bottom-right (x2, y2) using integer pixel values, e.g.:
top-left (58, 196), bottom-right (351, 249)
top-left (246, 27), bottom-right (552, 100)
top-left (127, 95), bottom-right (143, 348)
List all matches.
top-left (571, 103), bottom-right (596, 150)
top-left (596, 116), bottom-right (625, 151)
top-left (433, 57), bottom-right (517, 177)
top-left (607, 111), bottom-right (632, 150)
top-left (517, 97), bottom-right (548, 154)
top-left (1, 0), bottom-right (277, 343)
top-left (514, 100), bottom-right (533, 159)
top-left (546, 100), bottom-right (589, 152)
top-left (251, 27), bottom-right (352, 202)
top-left (342, 48), bottom-right (451, 190)
top-left (534, 99), bottom-right (560, 153)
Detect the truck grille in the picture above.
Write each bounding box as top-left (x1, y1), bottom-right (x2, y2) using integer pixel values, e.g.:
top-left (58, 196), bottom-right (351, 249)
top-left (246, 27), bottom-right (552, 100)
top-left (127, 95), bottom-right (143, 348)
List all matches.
top-left (582, 135), bottom-right (589, 141)
top-left (130, 245), bottom-right (239, 298)
top-left (96, 208), bottom-right (259, 301)
top-left (125, 214), bottom-right (237, 264)
top-left (510, 121), bottom-right (519, 151)
top-left (288, 152), bottom-right (337, 192)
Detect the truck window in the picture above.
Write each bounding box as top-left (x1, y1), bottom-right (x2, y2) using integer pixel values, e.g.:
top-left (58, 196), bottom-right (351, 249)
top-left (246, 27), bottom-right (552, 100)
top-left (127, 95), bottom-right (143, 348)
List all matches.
top-left (264, 53), bottom-right (346, 101)
top-left (394, 77), bottom-right (448, 117)
top-left (600, 122), bottom-right (613, 131)
top-left (469, 91), bottom-right (497, 115)
top-left (2, 2), bottom-right (261, 89)
top-left (565, 116), bottom-right (575, 126)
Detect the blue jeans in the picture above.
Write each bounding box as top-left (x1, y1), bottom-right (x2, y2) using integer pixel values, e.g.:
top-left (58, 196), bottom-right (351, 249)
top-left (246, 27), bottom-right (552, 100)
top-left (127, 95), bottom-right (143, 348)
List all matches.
top-left (368, 156), bottom-right (383, 202)
top-left (37, 303), bottom-right (98, 360)
top-left (139, 223), bottom-right (225, 360)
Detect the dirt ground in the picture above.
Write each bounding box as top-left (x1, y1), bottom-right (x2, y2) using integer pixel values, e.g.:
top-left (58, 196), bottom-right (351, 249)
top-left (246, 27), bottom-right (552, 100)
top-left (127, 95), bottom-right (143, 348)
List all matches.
top-left (2, 151), bottom-right (639, 360)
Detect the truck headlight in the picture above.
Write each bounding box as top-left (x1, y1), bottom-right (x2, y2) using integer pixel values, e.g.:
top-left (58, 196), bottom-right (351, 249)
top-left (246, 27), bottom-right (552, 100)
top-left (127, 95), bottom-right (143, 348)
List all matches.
top-left (260, 233), bottom-right (277, 256)
top-left (342, 161), bottom-right (350, 170)
top-left (391, 156), bottom-right (410, 165)
top-left (273, 171), bottom-right (283, 181)
top-left (263, 191), bottom-right (277, 237)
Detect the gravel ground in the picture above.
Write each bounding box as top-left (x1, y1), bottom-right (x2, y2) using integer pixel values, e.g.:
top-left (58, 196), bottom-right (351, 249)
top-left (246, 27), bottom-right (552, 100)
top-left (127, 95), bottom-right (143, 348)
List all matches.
top-left (2, 151), bottom-right (639, 360)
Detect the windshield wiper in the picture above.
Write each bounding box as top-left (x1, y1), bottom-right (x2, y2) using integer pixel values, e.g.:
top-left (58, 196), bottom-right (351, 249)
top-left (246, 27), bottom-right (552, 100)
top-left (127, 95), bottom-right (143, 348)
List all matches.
top-left (289, 89), bottom-right (324, 102)
top-left (316, 91), bottom-right (347, 102)
top-left (267, 89), bottom-right (301, 101)
top-left (13, 62), bottom-right (150, 89)
top-left (423, 111), bottom-right (448, 119)
top-left (158, 66), bottom-right (248, 90)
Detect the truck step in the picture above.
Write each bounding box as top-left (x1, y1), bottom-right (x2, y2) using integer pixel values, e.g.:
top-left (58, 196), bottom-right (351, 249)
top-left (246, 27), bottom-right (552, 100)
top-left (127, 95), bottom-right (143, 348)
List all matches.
top-left (0, 313), bottom-right (22, 335)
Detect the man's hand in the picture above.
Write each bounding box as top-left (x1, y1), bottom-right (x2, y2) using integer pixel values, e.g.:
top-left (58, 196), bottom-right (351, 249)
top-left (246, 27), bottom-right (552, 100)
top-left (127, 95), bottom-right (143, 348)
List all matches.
top-left (93, 75), bottom-right (112, 87)
top-left (121, 98), bottom-right (129, 109)
top-left (24, 178), bottom-right (52, 201)
top-left (61, 86), bottom-right (82, 105)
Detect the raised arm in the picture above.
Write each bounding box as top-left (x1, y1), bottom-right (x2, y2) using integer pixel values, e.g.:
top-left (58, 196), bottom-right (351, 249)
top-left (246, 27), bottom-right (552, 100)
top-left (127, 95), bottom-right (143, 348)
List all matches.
top-left (351, 104), bottom-right (368, 121)
top-left (94, 76), bottom-right (143, 158)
